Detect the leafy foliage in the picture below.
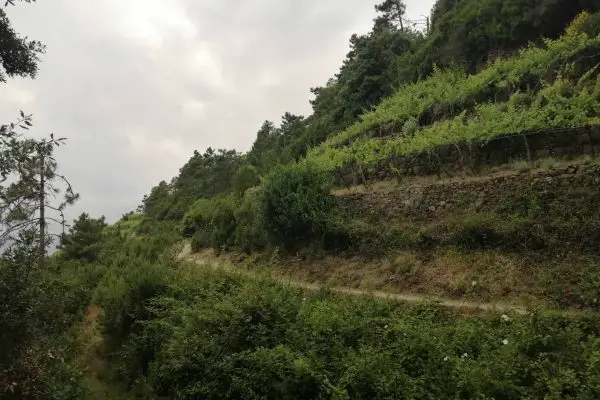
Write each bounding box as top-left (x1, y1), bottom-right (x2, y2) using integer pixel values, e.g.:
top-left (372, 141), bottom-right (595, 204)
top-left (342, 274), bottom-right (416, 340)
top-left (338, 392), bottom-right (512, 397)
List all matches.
top-left (92, 256), bottom-right (600, 400)
top-left (232, 164), bottom-right (261, 197)
top-left (423, 0), bottom-right (600, 74)
top-left (58, 213), bottom-right (107, 262)
top-left (261, 163), bottom-right (334, 250)
top-left (307, 24), bottom-right (600, 175)
top-left (0, 1), bottom-right (45, 83)
top-left (142, 148), bottom-right (241, 221)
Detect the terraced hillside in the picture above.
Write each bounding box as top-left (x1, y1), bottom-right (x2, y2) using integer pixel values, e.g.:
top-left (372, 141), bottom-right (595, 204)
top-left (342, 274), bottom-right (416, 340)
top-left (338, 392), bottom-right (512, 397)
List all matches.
top-left (8, 3), bottom-right (600, 399)
top-left (171, 20), bottom-right (600, 311)
top-left (85, 10), bottom-right (600, 400)
top-left (305, 23), bottom-right (600, 183)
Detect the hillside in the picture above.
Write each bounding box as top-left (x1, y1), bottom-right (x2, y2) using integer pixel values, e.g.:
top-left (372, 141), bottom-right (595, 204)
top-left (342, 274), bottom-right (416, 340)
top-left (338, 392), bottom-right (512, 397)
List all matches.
top-left (4, 1), bottom-right (600, 399)
top-left (138, 14), bottom-right (600, 311)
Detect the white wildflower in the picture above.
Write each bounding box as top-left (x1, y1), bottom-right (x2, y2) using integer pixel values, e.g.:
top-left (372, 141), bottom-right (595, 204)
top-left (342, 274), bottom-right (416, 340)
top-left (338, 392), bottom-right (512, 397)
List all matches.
top-left (471, 281), bottom-right (477, 287)
top-left (384, 325), bottom-right (389, 329)
top-left (502, 339), bottom-right (509, 345)
top-left (443, 356), bottom-right (449, 362)
top-left (501, 314), bottom-right (510, 322)
top-left (461, 353), bottom-right (468, 359)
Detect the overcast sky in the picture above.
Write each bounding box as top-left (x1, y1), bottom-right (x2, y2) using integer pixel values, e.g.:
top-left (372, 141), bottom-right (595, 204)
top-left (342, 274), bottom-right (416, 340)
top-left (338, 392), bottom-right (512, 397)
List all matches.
top-left (0, 0), bottom-right (435, 223)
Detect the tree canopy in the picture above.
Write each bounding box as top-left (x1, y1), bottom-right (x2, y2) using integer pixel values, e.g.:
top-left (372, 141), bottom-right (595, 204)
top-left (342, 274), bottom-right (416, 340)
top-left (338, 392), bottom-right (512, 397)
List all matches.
top-left (0, 0), bottom-right (44, 83)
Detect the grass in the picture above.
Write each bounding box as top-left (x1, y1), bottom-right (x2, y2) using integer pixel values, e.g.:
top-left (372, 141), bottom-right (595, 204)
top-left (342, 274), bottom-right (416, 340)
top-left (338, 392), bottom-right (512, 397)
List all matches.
top-left (200, 244), bottom-right (600, 311)
top-left (76, 306), bottom-right (134, 400)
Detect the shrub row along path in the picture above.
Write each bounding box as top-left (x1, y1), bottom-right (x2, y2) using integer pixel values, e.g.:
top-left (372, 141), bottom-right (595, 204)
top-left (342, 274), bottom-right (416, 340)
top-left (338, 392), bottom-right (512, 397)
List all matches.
top-left (180, 244), bottom-right (530, 315)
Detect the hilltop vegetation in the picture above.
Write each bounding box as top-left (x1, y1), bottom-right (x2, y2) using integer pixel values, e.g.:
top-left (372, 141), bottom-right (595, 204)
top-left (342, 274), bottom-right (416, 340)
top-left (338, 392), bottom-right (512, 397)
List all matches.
top-left (3, 0), bottom-right (600, 399)
top-left (139, 11), bottom-right (600, 268)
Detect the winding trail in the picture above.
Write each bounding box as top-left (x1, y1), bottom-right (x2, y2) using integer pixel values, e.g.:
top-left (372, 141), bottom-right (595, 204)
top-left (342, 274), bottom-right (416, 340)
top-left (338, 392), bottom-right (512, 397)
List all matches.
top-left (181, 245), bottom-right (530, 315)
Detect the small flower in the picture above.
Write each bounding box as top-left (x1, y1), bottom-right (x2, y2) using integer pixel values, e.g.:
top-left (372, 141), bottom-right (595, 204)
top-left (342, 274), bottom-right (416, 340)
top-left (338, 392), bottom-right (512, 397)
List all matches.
top-left (501, 314), bottom-right (510, 322)
top-left (443, 356), bottom-right (449, 362)
top-left (302, 297), bottom-right (306, 301)
top-left (502, 339), bottom-right (509, 345)
top-left (471, 281), bottom-right (477, 287)
top-left (461, 353), bottom-right (469, 359)
top-left (384, 324), bottom-right (389, 329)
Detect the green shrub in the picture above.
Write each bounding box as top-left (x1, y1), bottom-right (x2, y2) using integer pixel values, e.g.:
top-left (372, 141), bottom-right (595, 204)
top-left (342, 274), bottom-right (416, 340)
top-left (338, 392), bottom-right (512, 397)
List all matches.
top-left (210, 198), bottom-right (236, 252)
top-left (234, 187), bottom-right (268, 252)
top-left (103, 266), bottom-right (600, 400)
top-left (0, 252), bottom-right (91, 399)
top-left (92, 260), bottom-right (170, 347)
top-left (582, 11), bottom-right (600, 37)
top-left (182, 198), bottom-right (213, 238)
top-left (183, 196), bottom-right (237, 252)
top-left (232, 164), bottom-right (261, 197)
top-left (262, 163), bottom-right (335, 250)
top-left (402, 117), bottom-right (419, 136)
top-left (191, 229), bottom-right (212, 252)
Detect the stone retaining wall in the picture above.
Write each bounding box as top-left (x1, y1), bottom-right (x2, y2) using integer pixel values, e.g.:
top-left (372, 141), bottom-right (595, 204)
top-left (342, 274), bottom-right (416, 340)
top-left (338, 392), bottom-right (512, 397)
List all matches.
top-left (337, 163), bottom-right (600, 226)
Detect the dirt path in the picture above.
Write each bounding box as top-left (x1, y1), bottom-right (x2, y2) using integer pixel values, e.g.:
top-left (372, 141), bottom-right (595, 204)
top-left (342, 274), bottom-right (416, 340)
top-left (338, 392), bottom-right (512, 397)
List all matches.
top-left (181, 246), bottom-right (529, 315)
top-left (268, 278), bottom-right (528, 314)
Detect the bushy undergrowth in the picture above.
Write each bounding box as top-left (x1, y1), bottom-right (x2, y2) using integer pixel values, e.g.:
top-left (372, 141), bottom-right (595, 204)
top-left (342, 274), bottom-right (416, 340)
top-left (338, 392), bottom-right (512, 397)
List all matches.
top-left (0, 255), bottom-right (100, 399)
top-left (99, 262), bottom-right (600, 399)
top-left (184, 163), bottom-right (336, 254)
top-left (261, 163), bottom-right (334, 250)
top-left (0, 219), bottom-right (181, 399)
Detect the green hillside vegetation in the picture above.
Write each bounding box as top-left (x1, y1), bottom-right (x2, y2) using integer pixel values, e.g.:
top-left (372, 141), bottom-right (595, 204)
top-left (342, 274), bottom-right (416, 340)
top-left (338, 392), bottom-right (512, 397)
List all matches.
top-left (141, 13), bottom-right (600, 270)
top-left (4, 1), bottom-right (600, 399)
top-left (309, 21), bottom-right (600, 174)
top-left (88, 236), bottom-right (600, 399)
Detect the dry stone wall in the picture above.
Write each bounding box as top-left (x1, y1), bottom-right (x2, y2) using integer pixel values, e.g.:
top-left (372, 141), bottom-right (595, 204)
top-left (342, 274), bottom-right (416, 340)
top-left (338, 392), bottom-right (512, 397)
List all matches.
top-left (337, 163), bottom-right (600, 227)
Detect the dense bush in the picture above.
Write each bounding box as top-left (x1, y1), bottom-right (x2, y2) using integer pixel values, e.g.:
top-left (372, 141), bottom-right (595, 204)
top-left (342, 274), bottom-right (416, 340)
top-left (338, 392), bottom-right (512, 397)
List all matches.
top-left (58, 213), bottom-right (107, 262)
top-left (184, 196), bottom-right (237, 252)
top-left (234, 187), bottom-right (268, 252)
top-left (106, 265), bottom-right (600, 399)
top-left (182, 198), bottom-right (213, 238)
top-left (262, 163), bottom-right (334, 250)
top-left (0, 252), bottom-right (94, 399)
top-left (232, 164), bottom-right (261, 197)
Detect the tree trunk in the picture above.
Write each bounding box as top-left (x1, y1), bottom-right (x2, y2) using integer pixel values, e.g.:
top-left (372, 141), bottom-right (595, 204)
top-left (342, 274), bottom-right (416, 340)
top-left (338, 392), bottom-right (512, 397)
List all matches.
top-left (397, 0), bottom-right (404, 30)
top-left (39, 153), bottom-right (45, 268)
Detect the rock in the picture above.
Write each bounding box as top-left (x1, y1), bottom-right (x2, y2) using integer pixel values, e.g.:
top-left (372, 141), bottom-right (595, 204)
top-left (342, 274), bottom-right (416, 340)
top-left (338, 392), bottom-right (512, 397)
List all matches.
top-left (558, 174), bottom-right (575, 179)
top-left (474, 193), bottom-right (486, 210)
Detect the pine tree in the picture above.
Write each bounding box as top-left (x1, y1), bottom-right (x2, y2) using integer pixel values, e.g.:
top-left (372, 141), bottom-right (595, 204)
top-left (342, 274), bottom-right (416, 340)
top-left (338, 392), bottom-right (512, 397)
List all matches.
top-left (375, 0), bottom-right (407, 30)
